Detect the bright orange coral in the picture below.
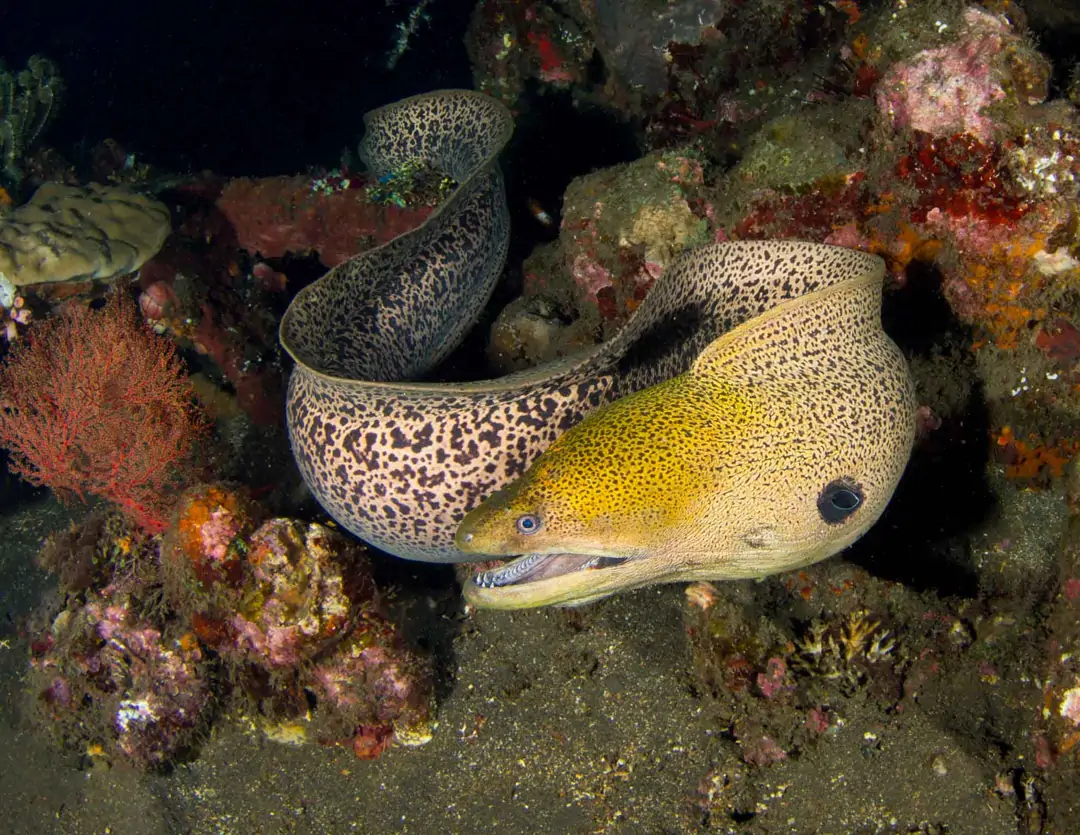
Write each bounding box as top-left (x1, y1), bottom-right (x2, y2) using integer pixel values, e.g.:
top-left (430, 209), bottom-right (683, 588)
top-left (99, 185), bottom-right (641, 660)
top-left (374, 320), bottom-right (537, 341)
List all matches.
top-left (996, 426), bottom-right (1079, 481)
top-left (170, 484), bottom-right (257, 587)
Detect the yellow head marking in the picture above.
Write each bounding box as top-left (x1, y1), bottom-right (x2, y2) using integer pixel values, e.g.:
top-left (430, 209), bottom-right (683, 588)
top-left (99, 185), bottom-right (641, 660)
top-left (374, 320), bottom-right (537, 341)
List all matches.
top-left (456, 373), bottom-right (762, 556)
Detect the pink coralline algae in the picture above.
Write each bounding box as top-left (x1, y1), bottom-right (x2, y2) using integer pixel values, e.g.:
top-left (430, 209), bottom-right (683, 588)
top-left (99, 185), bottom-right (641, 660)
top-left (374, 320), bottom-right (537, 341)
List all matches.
top-left (200, 508), bottom-right (246, 564)
top-left (756, 656), bottom-right (792, 700)
top-left (306, 624), bottom-right (434, 758)
top-left (30, 593), bottom-right (212, 769)
top-left (1061, 685), bottom-right (1080, 726)
top-left (570, 253), bottom-right (615, 303)
top-left (876, 9), bottom-right (1020, 142)
top-left (224, 519), bottom-right (370, 669)
top-left (162, 484), bottom-right (261, 602)
top-left (805, 707), bottom-right (831, 735)
top-left (527, 150), bottom-right (713, 326)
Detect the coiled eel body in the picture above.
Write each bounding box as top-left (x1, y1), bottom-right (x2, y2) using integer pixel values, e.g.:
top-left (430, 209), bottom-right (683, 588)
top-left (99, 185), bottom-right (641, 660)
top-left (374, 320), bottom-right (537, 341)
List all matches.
top-left (280, 90), bottom-right (914, 571)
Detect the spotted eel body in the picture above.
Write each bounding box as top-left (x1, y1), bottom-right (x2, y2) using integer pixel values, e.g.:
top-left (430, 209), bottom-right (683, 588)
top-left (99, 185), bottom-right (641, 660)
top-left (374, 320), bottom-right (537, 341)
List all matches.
top-left (281, 90), bottom-right (910, 566)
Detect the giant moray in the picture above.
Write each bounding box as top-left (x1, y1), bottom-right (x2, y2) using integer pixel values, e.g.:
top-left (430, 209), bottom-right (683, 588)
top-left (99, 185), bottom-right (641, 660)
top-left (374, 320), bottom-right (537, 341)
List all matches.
top-left (281, 90), bottom-right (916, 604)
top-left (457, 263), bottom-right (916, 608)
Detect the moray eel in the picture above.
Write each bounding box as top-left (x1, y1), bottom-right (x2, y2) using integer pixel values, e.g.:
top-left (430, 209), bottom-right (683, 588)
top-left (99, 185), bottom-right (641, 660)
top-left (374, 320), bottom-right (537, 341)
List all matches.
top-left (281, 89), bottom-right (914, 579)
top-left (457, 261), bottom-right (916, 608)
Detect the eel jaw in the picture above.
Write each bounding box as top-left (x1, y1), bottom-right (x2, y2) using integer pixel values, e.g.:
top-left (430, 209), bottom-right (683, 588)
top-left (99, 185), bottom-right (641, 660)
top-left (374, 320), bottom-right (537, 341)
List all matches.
top-left (472, 553), bottom-right (629, 587)
top-left (462, 552), bottom-right (639, 610)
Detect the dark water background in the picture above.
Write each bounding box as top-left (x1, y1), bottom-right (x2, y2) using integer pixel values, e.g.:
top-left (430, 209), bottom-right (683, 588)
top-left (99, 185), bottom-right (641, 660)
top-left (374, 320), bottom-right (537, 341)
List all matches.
top-left (0, 0), bottom-right (639, 268)
top-left (0, 0), bottom-right (478, 176)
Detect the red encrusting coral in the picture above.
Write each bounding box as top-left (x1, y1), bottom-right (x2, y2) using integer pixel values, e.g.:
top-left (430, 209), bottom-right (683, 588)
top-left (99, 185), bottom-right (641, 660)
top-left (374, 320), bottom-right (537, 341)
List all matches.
top-left (0, 293), bottom-right (207, 532)
top-left (893, 132), bottom-right (1029, 226)
top-left (215, 175), bottom-right (434, 267)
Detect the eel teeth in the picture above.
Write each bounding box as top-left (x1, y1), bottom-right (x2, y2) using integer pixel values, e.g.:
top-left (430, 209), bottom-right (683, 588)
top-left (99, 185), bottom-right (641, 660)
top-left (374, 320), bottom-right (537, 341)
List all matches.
top-left (472, 554), bottom-right (631, 588)
top-left (588, 556), bottom-right (628, 569)
top-left (473, 554), bottom-right (544, 588)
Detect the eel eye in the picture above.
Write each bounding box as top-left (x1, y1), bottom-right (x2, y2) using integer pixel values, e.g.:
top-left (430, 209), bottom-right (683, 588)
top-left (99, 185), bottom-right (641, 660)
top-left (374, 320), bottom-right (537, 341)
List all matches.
top-left (515, 513), bottom-right (542, 535)
top-left (817, 478), bottom-right (864, 525)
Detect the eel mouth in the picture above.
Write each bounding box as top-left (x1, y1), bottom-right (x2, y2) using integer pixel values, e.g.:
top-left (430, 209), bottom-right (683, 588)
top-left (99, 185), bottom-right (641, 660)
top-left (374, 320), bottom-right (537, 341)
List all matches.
top-left (472, 553), bottom-right (629, 588)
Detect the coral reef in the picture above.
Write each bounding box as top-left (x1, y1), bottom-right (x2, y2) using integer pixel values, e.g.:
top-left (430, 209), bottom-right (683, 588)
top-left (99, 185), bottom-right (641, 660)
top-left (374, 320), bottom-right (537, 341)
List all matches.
top-left (29, 590), bottom-right (212, 770)
top-left (163, 484), bottom-right (370, 669)
top-left (465, 0), bottom-right (839, 151)
top-left (505, 147), bottom-right (712, 360)
top-left (0, 182), bottom-right (171, 343)
top-left (8, 0), bottom-right (1080, 823)
top-left (224, 519), bottom-right (368, 669)
top-left (129, 178), bottom-right (294, 426)
top-left (161, 483), bottom-right (262, 614)
top-left (681, 547), bottom-right (1054, 828)
top-left (26, 483), bottom-right (434, 768)
top-left (37, 506), bottom-right (159, 594)
top-left (213, 511), bottom-right (435, 758)
top-left (492, 2), bottom-right (1080, 485)
top-left (465, 31), bottom-right (1080, 823)
top-left (304, 616), bottom-right (435, 758)
top-left (790, 610), bottom-right (898, 698)
top-left (0, 183), bottom-right (170, 292)
top-left (163, 482), bottom-right (433, 752)
top-left (466, 0), bottom-right (593, 105)
top-left (486, 295), bottom-right (594, 374)
top-left (587, 0), bottom-right (730, 98)
top-left (875, 8), bottom-right (1048, 143)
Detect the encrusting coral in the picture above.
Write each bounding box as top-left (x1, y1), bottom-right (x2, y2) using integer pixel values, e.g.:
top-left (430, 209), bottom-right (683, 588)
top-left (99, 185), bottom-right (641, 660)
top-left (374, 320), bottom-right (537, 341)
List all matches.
top-left (0, 183), bottom-right (171, 304)
top-left (30, 592), bottom-right (213, 771)
top-left (26, 482), bottom-right (436, 769)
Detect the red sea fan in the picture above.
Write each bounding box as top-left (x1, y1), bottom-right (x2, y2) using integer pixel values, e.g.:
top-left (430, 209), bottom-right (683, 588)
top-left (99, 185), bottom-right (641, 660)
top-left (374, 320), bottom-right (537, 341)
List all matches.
top-left (0, 292), bottom-right (208, 532)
